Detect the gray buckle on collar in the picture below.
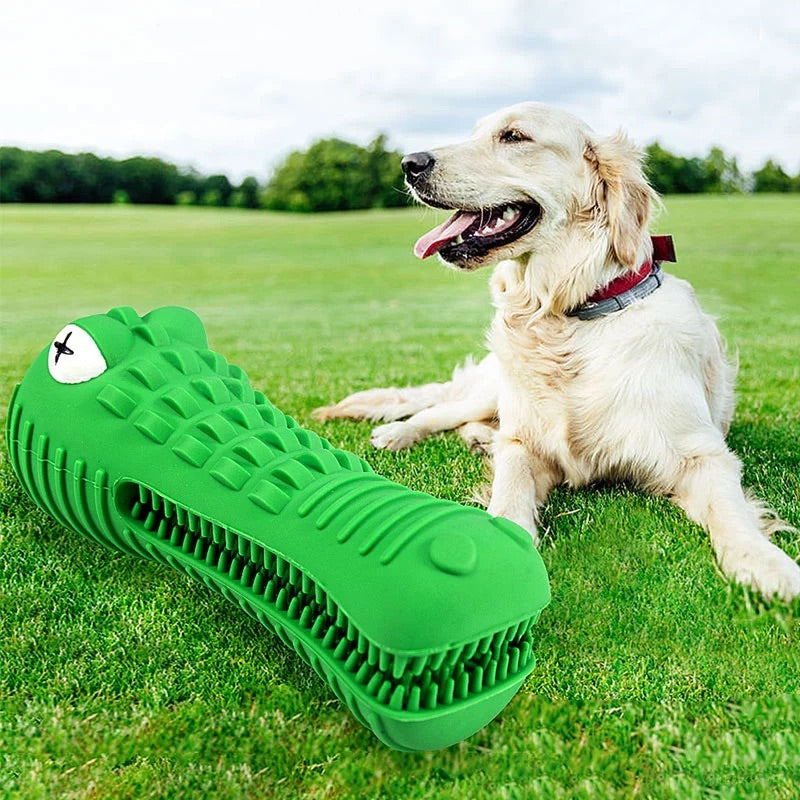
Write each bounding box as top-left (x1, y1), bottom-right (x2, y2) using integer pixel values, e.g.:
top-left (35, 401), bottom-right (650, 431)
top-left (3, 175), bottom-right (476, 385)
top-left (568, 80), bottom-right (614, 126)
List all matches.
top-left (567, 263), bottom-right (664, 321)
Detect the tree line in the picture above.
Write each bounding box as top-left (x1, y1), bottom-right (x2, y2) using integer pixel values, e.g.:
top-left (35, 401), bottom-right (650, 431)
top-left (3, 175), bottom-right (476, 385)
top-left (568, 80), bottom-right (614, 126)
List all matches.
top-left (1, 139), bottom-right (798, 211)
top-left (0, 147), bottom-right (262, 208)
top-left (0, 136), bottom-right (409, 212)
top-left (644, 144), bottom-right (800, 194)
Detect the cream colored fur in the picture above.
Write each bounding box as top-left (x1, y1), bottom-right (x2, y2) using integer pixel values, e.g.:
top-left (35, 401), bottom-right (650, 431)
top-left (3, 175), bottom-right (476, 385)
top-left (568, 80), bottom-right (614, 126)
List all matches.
top-left (314, 102), bottom-right (800, 602)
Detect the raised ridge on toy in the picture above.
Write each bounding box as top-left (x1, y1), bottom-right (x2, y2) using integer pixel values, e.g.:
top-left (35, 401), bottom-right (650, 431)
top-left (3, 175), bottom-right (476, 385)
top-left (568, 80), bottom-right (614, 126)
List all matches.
top-left (6, 305), bottom-right (550, 751)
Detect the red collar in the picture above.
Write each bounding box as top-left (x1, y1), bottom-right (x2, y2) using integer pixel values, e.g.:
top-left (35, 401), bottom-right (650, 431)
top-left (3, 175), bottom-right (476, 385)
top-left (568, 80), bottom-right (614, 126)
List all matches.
top-left (586, 235), bottom-right (676, 304)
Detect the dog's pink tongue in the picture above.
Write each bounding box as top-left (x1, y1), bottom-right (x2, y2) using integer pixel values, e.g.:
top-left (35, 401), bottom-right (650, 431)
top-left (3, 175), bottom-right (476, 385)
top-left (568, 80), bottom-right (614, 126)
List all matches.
top-left (413, 211), bottom-right (479, 259)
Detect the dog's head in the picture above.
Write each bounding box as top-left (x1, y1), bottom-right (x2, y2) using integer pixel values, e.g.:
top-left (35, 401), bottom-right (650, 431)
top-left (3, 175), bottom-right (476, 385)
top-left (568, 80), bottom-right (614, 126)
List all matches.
top-left (404, 102), bottom-right (656, 273)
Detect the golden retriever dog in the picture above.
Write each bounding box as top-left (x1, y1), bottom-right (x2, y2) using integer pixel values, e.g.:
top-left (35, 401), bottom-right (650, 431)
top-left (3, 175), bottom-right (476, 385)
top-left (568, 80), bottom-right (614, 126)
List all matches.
top-left (314, 102), bottom-right (800, 602)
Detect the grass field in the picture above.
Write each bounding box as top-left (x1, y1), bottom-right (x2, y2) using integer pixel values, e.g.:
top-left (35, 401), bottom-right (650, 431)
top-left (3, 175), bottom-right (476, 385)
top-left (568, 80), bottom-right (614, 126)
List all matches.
top-left (1, 198), bottom-right (799, 799)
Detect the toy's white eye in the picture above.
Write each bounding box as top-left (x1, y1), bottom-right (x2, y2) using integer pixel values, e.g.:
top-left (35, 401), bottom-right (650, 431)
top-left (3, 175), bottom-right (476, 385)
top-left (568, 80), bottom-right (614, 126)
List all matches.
top-left (48, 324), bottom-right (108, 384)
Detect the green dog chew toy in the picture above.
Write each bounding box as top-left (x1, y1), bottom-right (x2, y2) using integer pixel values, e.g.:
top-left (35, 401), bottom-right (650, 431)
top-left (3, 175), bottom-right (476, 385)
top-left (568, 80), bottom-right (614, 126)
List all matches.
top-left (6, 306), bottom-right (550, 751)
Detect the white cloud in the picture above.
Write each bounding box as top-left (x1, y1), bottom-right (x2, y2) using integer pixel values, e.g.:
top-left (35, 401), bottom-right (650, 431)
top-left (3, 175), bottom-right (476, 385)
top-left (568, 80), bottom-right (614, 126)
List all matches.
top-left (1, 0), bottom-right (797, 180)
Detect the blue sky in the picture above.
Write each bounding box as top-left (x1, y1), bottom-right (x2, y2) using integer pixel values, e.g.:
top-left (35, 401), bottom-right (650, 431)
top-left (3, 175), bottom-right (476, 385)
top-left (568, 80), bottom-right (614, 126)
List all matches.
top-left (2, 0), bottom-right (797, 181)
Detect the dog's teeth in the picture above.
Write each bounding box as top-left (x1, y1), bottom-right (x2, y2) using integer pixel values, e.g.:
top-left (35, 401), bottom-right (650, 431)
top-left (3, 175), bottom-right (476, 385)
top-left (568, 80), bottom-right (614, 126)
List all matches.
top-left (454, 235), bottom-right (463, 244)
top-left (503, 207), bottom-right (516, 221)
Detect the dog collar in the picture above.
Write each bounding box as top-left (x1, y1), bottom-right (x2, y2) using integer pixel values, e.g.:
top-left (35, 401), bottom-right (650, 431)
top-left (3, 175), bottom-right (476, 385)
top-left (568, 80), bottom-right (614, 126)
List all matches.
top-left (567, 235), bottom-right (676, 320)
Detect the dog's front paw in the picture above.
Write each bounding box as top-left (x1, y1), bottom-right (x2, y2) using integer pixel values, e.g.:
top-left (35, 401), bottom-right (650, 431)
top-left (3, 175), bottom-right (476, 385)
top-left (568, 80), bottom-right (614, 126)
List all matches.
top-left (370, 421), bottom-right (420, 451)
top-left (721, 541), bottom-right (800, 602)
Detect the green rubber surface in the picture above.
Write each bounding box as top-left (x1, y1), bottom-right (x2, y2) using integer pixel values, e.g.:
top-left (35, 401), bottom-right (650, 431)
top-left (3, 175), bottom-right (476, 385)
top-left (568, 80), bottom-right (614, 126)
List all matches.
top-left (6, 305), bottom-right (550, 751)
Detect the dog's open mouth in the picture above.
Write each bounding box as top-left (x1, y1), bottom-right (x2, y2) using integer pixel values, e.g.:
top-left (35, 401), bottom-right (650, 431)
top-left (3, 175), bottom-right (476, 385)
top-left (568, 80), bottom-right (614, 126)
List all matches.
top-left (413, 203), bottom-right (542, 261)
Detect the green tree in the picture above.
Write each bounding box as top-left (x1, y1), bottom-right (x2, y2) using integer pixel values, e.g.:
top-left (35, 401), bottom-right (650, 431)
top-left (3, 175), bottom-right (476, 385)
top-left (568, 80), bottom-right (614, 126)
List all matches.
top-left (673, 156), bottom-right (710, 193)
top-left (200, 175), bottom-right (233, 206)
top-left (0, 148), bottom-right (253, 206)
top-left (0, 147), bottom-right (28, 202)
top-left (644, 143), bottom-right (716, 194)
top-left (302, 138), bottom-right (373, 211)
top-left (752, 159), bottom-right (793, 192)
top-left (235, 176), bottom-right (260, 209)
top-left (199, 189), bottom-right (222, 206)
top-left (5, 149), bottom-right (66, 202)
top-left (117, 157), bottom-right (180, 204)
top-left (0, 148), bottom-right (116, 203)
top-left (644, 142), bottom-right (680, 194)
top-left (365, 134), bottom-right (409, 208)
top-left (176, 167), bottom-right (204, 204)
top-left (703, 147), bottom-right (746, 193)
top-left (200, 174), bottom-right (233, 206)
top-left (263, 136), bottom-right (410, 212)
top-left (262, 150), bottom-right (312, 211)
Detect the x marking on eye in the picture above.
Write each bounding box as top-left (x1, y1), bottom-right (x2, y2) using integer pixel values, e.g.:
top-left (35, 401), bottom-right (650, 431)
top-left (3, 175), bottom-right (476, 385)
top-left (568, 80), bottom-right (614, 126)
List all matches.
top-left (54, 331), bottom-right (75, 364)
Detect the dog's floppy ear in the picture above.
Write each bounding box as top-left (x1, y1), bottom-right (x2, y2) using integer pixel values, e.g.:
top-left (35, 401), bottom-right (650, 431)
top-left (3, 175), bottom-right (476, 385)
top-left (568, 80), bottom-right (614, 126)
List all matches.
top-left (584, 131), bottom-right (656, 268)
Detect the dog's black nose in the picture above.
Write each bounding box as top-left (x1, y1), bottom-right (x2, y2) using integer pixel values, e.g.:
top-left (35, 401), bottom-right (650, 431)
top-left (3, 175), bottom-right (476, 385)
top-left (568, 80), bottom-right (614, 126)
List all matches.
top-left (401, 151), bottom-right (435, 180)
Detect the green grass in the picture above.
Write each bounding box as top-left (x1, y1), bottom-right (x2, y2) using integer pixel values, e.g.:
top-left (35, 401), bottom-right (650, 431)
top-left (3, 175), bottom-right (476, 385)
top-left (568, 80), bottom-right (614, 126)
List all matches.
top-left (1, 198), bottom-right (799, 799)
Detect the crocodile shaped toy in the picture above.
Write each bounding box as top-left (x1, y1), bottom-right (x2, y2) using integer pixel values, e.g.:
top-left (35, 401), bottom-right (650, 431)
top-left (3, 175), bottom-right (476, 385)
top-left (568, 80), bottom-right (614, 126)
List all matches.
top-left (6, 305), bottom-right (550, 751)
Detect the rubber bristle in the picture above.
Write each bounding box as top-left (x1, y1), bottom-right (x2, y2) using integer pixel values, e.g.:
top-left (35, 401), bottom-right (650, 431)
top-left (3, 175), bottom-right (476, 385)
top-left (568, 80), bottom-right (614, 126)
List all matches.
top-left (123, 482), bottom-right (539, 713)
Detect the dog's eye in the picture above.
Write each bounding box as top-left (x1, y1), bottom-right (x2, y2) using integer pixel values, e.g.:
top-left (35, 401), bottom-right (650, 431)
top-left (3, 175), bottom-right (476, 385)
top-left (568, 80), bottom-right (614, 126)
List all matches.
top-left (498, 129), bottom-right (530, 144)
